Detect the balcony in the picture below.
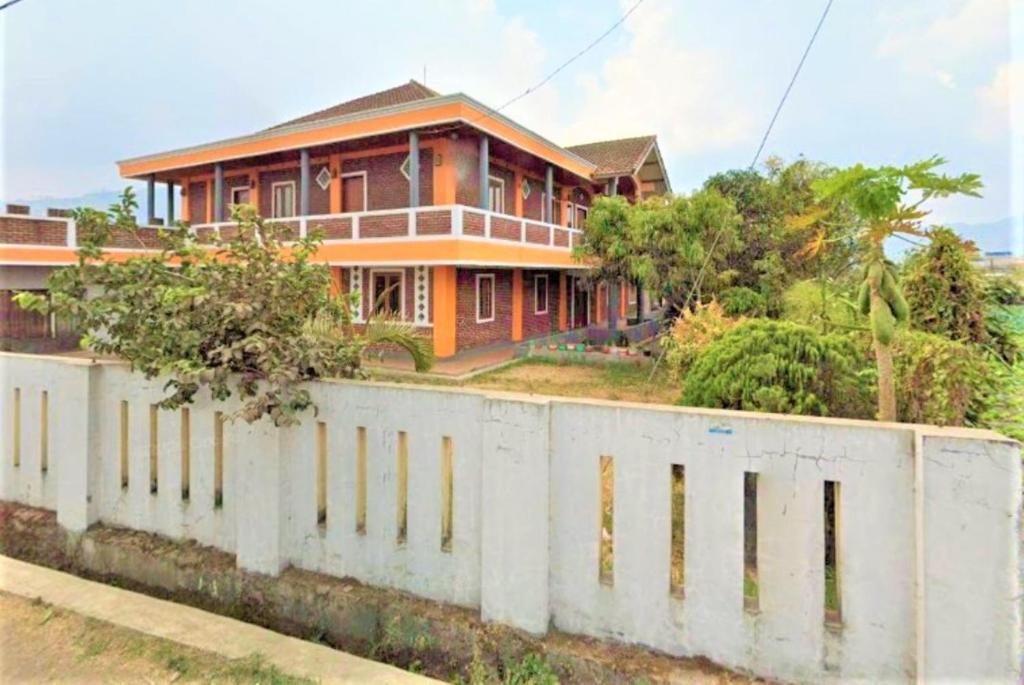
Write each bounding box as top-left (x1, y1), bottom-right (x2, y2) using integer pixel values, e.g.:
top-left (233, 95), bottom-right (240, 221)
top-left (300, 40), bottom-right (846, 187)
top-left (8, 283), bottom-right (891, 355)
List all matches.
top-left (0, 205), bottom-right (585, 268)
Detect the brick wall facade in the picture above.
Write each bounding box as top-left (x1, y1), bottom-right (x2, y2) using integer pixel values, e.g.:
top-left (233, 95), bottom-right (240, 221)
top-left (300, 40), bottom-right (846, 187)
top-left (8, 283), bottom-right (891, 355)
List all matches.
top-left (521, 269), bottom-right (560, 340)
top-left (187, 182), bottom-right (207, 223)
top-left (456, 267), bottom-right (512, 351)
top-left (0, 216), bottom-right (68, 245)
top-left (258, 167), bottom-right (330, 218)
top-left (343, 149), bottom-right (433, 211)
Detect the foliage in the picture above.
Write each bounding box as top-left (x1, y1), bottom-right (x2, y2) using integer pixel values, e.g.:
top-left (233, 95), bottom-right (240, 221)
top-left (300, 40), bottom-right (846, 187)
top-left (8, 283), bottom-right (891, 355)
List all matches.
top-left (661, 300), bottom-right (742, 379)
top-left (780, 279), bottom-right (861, 331)
top-left (985, 273), bottom-right (1024, 305)
top-left (901, 227), bottom-right (988, 343)
top-left (574, 191), bottom-right (741, 315)
top-left (719, 286), bottom-right (766, 317)
top-left (976, 306), bottom-right (1024, 441)
top-left (707, 158), bottom-right (858, 315)
top-left (680, 319), bottom-right (873, 418)
top-left (15, 189), bottom-right (432, 425)
top-left (501, 653), bottom-right (559, 685)
top-left (890, 330), bottom-right (990, 427)
top-left (808, 156), bottom-right (983, 420)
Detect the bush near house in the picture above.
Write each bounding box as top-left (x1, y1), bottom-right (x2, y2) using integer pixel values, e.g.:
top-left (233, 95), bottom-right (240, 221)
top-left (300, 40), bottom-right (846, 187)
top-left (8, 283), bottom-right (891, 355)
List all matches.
top-left (680, 319), bottom-right (873, 418)
top-left (14, 190), bottom-right (432, 425)
top-left (661, 300), bottom-right (742, 379)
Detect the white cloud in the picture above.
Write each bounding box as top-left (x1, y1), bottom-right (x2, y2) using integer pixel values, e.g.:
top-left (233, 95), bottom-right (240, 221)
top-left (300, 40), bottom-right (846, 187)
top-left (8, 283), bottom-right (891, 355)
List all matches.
top-left (974, 60), bottom-right (1022, 139)
top-left (559, 0), bottom-right (755, 156)
top-left (877, 0), bottom-right (1013, 87)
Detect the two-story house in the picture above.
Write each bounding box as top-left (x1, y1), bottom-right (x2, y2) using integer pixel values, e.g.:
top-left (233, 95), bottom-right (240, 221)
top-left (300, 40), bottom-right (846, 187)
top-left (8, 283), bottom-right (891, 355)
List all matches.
top-left (1, 81), bottom-right (670, 357)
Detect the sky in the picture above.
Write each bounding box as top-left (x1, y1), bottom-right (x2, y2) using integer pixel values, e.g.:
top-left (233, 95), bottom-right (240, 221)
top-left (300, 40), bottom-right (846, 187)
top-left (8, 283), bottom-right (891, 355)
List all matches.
top-left (1, 0), bottom-right (1021, 250)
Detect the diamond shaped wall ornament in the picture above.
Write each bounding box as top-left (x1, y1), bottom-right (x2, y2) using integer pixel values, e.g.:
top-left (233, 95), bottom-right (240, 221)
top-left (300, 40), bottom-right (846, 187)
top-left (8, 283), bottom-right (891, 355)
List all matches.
top-left (521, 178), bottom-right (531, 199)
top-left (315, 166), bottom-right (331, 191)
top-left (399, 154), bottom-right (412, 181)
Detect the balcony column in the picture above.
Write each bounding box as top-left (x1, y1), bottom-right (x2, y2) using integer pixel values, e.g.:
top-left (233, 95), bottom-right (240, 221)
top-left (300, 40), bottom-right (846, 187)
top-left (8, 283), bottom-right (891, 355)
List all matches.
top-left (479, 135), bottom-right (489, 210)
top-left (299, 148), bottom-right (310, 216)
top-left (166, 182), bottom-right (175, 224)
top-left (409, 131), bottom-right (420, 207)
top-left (146, 174), bottom-right (156, 224)
top-left (544, 165), bottom-right (554, 223)
top-left (213, 163), bottom-right (224, 222)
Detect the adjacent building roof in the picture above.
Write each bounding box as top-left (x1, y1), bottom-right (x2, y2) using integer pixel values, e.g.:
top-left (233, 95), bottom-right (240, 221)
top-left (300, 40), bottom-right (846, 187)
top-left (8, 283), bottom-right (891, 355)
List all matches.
top-left (565, 135), bottom-right (657, 177)
top-left (267, 80), bottom-right (440, 130)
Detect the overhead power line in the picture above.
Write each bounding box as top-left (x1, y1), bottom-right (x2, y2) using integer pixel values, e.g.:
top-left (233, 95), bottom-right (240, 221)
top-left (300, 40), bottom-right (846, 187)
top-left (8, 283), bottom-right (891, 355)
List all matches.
top-left (0, 0), bottom-right (26, 11)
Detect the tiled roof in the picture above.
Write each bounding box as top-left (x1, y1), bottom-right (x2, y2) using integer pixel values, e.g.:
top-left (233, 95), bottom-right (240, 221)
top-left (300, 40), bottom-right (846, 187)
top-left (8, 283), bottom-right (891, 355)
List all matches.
top-left (565, 135), bottom-right (656, 177)
top-left (267, 80), bottom-right (441, 130)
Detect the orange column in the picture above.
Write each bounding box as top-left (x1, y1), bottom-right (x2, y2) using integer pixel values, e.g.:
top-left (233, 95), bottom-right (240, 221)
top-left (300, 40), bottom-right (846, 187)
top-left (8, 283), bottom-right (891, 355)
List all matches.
top-left (249, 171), bottom-right (260, 215)
top-left (329, 267), bottom-right (343, 296)
top-left (558, 272), bottom-right (568, 331)
top-left (511, 269), bottom-right (524, 342)
top-left (432, 266), bottom-right (457, 358)
top-left (329, 153), bottom-right (342, 213)
top-left (205, 182), bottom-right (213, 223)
top-left (596, 283), bottom-right (606, 324)
top-left (560, 187), bottom-right (571, 227)
top-left (181, 179), bottom-right (191, 223)
top-left (619, 281), bottom-right (628, 319)
top-left (513, 170), bottom-right (524, 217)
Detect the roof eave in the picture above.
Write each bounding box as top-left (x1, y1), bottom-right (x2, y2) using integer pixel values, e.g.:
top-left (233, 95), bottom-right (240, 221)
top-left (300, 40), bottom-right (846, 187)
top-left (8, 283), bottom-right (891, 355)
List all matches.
top-left (118, 93), bottom-right (597, 180)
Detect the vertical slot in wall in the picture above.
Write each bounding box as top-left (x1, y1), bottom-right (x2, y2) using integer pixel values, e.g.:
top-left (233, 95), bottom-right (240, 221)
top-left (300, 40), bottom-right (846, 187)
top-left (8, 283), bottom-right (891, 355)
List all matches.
top-left (670, 464), bottom-right (685, 597)
top-left (825, 480), bottom-right (842, 625)
top-left (13, 387), bottom-right (21, 468)
top-left (39, 391), bottom-right (48, 473)
top-left (213, 411), bottom-right (224, 508)
top-left (180, 408), bottom-right (190, 501)
top-left (599, 455), bottom-right (615, 586)
top-left (119, 400), bottom-right (129, 489)
top-left (440, 436), bottom-right (453, 552)
top-left (355, 426), bottom-right (367, 534)
top-left (743, 471), bottom-right (759, 612)
top-left (316, 421), bottom-right (327, 526)
top-left (149, 405), bottom-right (159, 494)
top-left (397, 431), bottom-right (408, 545)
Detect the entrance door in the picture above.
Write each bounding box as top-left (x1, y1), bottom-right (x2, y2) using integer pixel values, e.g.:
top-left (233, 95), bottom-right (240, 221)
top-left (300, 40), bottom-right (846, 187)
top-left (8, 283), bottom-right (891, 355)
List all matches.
top-left (571, 276), bottom-right (590, 328)
top-left (342, 173), bottom-right (366, 212)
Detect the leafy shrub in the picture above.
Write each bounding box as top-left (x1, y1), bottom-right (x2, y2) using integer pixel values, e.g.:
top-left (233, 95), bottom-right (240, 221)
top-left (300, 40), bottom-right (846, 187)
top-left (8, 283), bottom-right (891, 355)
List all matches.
top-left (680, 319), bottom-right (873, 417)
top-left (984, 274), bottom-right (1024, 305)
top-left (780, 278), bottom-right (861, 330)
top-left (661, 300), bottom-right (741, 379)
top-left (901, 227), bottom-right (988, 344)
top-left (891, 330), bottom-right (990, 426)
top-left (719, 286), bottom-right (767, 316)
top-left (15, 191), bottom-right (432, 425)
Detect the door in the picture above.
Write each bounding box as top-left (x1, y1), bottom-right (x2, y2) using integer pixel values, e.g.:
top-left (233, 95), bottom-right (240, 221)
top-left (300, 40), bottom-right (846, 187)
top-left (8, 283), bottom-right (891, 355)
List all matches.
top-left (572, 277), bottom-right (590, 328)
top-left (342, 174), bottom-right (366, 212)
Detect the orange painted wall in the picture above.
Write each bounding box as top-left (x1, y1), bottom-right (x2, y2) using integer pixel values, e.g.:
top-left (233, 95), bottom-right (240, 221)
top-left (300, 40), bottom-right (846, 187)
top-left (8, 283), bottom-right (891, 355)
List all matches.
top-left (432, 265), bottom-right (457, 357)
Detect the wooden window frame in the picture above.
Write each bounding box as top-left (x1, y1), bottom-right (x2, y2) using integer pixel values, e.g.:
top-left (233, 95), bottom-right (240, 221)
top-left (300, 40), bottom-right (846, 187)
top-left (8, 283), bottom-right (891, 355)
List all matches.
top-left (271, 180), bottom-right (296, 218)
top-left (229, 186), bottom-right (250, 207)
top-left (369, 268), bottom-right (405, 319)
top-left (475, 273), bottom-right (496, 324)
top-left (488, 175), bottom-right (506, 215)
top-left (340, 171), bottom-right (368, 213)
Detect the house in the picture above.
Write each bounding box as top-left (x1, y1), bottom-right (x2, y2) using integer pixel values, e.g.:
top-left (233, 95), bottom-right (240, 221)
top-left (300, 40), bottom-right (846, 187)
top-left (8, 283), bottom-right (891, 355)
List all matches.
top-left (0, 81), bottom-right (671, 357)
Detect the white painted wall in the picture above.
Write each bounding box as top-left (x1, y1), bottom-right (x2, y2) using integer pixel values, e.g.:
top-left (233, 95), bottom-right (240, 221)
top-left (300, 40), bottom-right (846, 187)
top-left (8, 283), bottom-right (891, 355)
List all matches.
top-left (1, 353), bottom-right (1019, 683)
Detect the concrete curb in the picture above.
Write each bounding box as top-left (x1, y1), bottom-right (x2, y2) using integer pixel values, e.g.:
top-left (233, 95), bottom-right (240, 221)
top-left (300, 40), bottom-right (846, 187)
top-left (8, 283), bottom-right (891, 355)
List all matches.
top-left (0, 554), bottom-right (440, 685)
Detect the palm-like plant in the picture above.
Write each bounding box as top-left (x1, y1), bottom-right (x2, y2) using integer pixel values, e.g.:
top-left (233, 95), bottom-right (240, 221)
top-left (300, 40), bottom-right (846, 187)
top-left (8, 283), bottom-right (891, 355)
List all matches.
top-left (808, 157), bottom-right (982, 421)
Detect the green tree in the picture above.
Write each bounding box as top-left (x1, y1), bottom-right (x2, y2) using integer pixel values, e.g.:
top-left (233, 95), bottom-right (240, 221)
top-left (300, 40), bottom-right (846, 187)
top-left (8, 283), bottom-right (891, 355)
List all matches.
top-left (573, 190), bottom-right (741, 315)
top-left (15, 189), bottom-right (432, 425)
top-left (810, 157), bottom-right (983, 421)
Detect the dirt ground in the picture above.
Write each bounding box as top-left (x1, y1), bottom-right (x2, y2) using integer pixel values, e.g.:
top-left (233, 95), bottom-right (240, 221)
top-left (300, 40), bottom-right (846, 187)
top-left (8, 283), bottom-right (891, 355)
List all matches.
top-left (0, 591), bottom-right (312, 685)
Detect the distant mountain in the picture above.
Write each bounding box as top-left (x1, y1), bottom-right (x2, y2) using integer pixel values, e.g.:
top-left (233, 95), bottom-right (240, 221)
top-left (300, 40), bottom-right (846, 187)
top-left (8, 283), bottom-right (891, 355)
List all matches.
top-left (8, 185), bottom-right (162, 219)
top-left (884, 216), bottom-right (1020, 260)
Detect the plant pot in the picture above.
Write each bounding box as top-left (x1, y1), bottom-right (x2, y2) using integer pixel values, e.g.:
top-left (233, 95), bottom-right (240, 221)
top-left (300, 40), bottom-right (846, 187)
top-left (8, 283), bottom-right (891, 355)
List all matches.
top-left (548, 344), bottom-right (558, 351)
top-left (575, 343), bottom-right (585, 352)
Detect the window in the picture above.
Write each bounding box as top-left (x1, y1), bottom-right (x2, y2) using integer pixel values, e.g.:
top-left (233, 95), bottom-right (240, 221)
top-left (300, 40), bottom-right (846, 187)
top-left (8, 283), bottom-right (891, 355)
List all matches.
top-left (476, 274), bottom-right (495, 323)
top-left (488, 176), bottom-right (505, 214)
top-left (534, 274), bottom-right (549, 314)
top-left (271, 181), bottom-right (295, 218)
top-left (230, 186), bottom-right (251, 207)
top-left (371, 270), bottom-right (403, 317)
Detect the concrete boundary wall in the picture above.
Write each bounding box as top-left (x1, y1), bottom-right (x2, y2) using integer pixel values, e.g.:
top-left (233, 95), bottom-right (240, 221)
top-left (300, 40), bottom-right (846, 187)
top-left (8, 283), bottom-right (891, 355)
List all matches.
top-left (1, 353), bottom-right (1020, 683)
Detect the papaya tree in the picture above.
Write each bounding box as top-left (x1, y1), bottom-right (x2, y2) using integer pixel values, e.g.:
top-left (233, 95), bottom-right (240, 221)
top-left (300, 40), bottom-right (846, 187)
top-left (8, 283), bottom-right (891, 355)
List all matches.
top-left (809, 157), bottom-right (982, 421)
